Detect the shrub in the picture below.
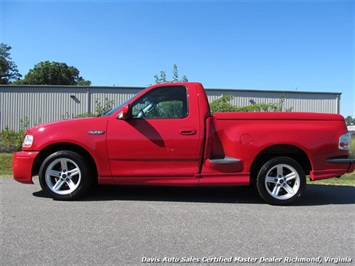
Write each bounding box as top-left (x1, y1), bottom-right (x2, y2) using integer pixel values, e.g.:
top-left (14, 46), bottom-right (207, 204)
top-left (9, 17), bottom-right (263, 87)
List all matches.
top-left (210, 95), bottom-right (293, 113)
top-left (210, 95), bottom-right (238, 113)
top-left (0, 127), bottom-right (24, 152)
top-left (0, 117), bottom-right (29, 152)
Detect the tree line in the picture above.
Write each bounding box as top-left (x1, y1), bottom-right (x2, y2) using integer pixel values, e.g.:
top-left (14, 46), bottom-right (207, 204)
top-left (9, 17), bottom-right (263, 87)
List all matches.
top-left (1, 43), bottom-right (91, 85)
top-left (1, 43), bottom-right (189, 86)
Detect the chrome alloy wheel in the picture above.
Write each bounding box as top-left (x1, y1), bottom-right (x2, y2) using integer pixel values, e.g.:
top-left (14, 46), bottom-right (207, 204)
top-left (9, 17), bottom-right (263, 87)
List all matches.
top-left (264, 164), bottom-right (301, 200)
top-left (45, 158), bottom-right (82, 195)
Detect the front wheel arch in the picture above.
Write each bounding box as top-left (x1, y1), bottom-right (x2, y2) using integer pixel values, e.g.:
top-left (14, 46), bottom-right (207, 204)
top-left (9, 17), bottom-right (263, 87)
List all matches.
top-left (34, 143), bottom-right (98, 179)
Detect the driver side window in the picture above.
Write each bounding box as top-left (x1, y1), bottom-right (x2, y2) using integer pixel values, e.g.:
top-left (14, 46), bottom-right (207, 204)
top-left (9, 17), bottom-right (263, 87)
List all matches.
top-left (131, 86), bottom-right (188, 119)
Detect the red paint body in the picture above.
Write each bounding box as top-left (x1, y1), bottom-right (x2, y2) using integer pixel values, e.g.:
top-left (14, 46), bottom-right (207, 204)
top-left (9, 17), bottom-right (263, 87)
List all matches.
top-left (12, 82), bottom-right (355, 187)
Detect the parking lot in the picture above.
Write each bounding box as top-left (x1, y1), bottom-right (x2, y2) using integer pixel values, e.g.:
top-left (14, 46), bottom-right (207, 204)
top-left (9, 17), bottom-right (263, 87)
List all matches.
top-left (1, 177), bottom-right (354, 265)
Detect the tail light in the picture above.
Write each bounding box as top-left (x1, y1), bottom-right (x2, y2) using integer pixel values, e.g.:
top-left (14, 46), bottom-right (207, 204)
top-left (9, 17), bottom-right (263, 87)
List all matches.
top-left (339, 133), bottom-right (351, 150)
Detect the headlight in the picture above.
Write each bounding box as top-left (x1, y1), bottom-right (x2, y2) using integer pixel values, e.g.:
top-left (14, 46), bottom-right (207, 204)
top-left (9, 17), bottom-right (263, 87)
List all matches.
top-left (22, 135), bottom-right (34, 148)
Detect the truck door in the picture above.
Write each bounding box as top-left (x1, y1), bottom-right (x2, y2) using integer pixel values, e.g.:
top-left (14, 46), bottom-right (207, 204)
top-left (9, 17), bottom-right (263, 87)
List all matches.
top-left (106, 85), bottom-right (202, 181)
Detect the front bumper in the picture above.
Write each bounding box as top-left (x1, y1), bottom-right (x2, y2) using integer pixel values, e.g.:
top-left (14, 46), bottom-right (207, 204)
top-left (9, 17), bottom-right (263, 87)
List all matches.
top-left (12, 151), bottom-right (39, 184)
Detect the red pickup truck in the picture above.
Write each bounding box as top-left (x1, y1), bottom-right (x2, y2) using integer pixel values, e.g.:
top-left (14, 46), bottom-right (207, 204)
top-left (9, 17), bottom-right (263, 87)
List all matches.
top-left (12, 82), bottom-right (355, 205)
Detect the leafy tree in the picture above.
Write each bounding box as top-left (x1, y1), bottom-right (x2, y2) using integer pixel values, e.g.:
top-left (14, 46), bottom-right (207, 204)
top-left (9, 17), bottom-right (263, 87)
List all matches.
top-left (172, 64), bottom-right (179, 82)
top-left (154, 71), bottom-right (167, 84)
top-left (154, 64), bottom-right (188, 84)
top-left (16, 61), bottom-right (91, 85)
top-left (345, 116), bottom-right (354, 125)
top-left (0, 43), bottom-right (22, 84)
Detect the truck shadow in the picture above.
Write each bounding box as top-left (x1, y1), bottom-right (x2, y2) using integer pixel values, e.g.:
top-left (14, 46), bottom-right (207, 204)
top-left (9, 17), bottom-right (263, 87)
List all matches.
top-left (297, 184), bottom-right (355, 206)
top-left (80, 185), bottom-right (263, 204)
top-left (33, 184), bottom-right (355, 206)
top-left (82, 184), bottom-right (354, 206)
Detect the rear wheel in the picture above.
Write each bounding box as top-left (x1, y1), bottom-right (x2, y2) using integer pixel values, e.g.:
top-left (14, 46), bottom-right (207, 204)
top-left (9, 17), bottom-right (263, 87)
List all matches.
top-left (256, 157), bottom-right (306, 205)
top-left (39, 151), bottom-right (93, 200)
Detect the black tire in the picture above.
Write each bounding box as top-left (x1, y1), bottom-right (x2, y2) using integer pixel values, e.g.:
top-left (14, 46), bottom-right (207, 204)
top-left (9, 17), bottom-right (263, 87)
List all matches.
top-left (39, 150), bottom-right (93, 200)
top-left (256, 157), bottom-right (306, 205)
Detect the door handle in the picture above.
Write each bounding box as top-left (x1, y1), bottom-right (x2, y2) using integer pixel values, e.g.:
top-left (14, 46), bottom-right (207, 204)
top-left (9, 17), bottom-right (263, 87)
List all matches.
top-left (179, 128), bottom-right (196, 135)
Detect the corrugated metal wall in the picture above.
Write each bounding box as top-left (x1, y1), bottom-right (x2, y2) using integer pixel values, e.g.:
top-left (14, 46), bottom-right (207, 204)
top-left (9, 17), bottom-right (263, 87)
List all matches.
top-left (0, 85), bottom-right (142, 131)
top-left (1, 86), bottom-right (86, 131)
top-left (0, 85), bottom-right (341, 131)
top-left (206, 89), bottom-right (340, 113)
top-left (88, 87), bottom-right (141, 115)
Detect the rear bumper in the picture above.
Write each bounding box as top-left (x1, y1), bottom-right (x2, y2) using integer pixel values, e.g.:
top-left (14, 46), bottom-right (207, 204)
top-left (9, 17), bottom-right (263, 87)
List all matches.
top-left (310, 157), bottom-right (355, 181)
top-left (12, 151), bottom-right (39, 184)
top-left (327, 158), bottom-right (355, 173)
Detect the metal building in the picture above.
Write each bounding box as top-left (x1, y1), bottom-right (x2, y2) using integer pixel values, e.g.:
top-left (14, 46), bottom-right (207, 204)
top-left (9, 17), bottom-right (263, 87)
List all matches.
top-left (0, 84), bottom-right (341, 131)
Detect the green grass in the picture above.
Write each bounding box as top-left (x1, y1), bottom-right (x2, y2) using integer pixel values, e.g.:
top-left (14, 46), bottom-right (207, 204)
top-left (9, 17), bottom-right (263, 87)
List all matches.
top-left (0, 153), bottom-right (13, 175)
top-left (350, 136), bottom-right (355, 158)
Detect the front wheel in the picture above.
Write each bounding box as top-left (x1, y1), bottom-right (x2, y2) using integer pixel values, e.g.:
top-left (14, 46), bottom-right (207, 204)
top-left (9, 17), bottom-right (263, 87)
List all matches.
top-left (256, 157), bottom-right (306, 205)
top-left (39, 151), bottom-right (93, 200)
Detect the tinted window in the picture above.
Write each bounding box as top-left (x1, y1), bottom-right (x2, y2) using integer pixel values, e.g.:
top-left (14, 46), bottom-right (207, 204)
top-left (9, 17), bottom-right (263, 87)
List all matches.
top-left (131, 86), bottom-right (188, 119)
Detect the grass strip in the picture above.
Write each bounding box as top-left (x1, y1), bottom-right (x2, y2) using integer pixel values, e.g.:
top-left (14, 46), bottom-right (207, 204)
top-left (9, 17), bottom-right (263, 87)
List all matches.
top-left (0, 153), bottom-right (13, 175)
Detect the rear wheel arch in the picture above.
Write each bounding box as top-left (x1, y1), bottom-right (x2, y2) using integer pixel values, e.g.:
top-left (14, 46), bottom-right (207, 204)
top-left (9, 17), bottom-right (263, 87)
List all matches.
top-left (250, 144), bottom-right (312, 183)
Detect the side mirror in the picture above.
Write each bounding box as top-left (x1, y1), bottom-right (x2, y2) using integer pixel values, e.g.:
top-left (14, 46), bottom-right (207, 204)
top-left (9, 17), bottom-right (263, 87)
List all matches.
top-left (118, 104), bottom-right (132, 120)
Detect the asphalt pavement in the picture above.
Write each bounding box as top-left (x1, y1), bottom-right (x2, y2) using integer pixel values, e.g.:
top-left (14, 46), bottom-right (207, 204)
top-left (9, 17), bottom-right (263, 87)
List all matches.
top-left (1, 177), bottom-right (354, 266)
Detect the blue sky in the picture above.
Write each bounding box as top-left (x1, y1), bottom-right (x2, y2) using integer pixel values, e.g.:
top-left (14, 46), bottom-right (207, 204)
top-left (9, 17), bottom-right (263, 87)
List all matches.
top-left (1, 0), bottom-right (354, 117)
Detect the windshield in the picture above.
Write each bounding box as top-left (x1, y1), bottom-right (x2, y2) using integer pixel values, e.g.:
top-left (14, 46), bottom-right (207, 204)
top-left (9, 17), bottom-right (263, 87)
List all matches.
top-left (103, 98), bottom-right (130, 116)
top-left (102, 91), bottom-right (142, 116)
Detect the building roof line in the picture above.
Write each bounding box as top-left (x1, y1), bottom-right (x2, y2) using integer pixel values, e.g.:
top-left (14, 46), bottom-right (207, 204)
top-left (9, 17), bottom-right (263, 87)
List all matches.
top-left (0, 84), bottom-right (342, 96)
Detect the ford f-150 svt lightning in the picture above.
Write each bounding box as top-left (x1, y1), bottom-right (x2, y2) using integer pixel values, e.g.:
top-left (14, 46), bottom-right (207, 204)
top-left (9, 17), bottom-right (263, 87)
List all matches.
top-left (12, 82), bottom-right (355, 205)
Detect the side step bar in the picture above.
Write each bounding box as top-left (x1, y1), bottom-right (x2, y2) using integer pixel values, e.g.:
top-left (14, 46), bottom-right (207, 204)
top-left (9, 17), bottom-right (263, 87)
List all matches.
top-left (208, 156), bottom-right (240, 165)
